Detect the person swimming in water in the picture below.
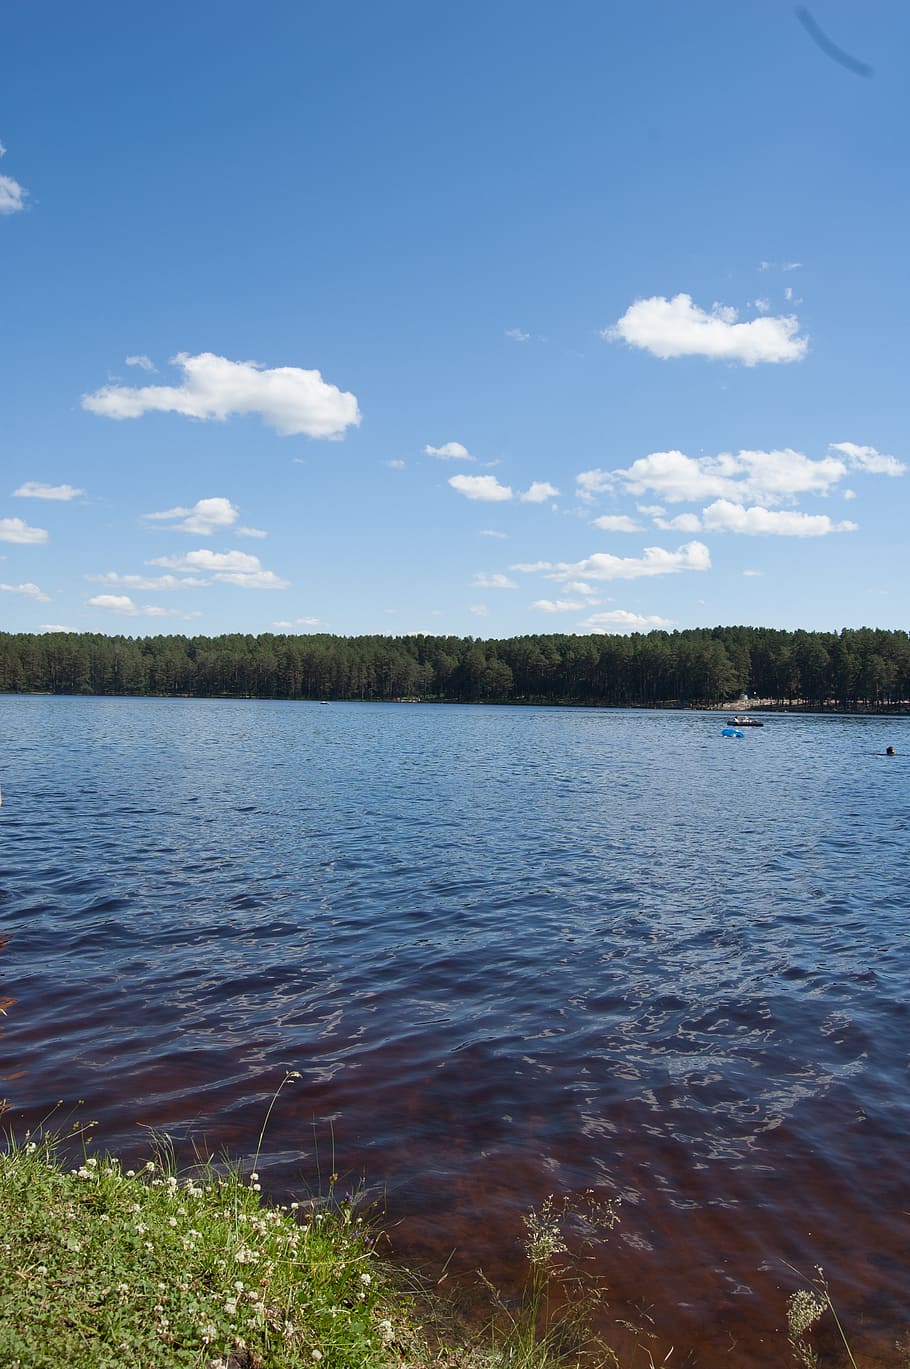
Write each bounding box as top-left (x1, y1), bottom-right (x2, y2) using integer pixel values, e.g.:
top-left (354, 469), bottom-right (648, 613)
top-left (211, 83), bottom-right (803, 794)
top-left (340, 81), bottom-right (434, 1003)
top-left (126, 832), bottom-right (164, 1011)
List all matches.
top-left (885, 746), bottom-right (895, 756)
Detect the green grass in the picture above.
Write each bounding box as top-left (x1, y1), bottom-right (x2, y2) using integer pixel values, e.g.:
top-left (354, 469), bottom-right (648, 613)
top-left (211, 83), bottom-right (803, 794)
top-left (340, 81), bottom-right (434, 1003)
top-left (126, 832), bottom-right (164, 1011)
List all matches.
top-left (0, 1128), bottom-right (422, 1369)
top-left (0, 1115), bottom-right (617, 1369)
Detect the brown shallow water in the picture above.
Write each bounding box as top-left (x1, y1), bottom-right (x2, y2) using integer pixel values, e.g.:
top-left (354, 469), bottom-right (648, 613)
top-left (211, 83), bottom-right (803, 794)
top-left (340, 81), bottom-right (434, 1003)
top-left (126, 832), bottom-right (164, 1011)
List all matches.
top-left (1, 696), bottom-right (908, 1366)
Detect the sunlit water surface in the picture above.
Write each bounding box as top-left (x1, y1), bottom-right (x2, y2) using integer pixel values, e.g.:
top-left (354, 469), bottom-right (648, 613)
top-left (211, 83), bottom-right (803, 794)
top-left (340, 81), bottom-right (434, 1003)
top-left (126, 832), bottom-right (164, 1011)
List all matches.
top-left (1, 697), bottom-right (907, 1366)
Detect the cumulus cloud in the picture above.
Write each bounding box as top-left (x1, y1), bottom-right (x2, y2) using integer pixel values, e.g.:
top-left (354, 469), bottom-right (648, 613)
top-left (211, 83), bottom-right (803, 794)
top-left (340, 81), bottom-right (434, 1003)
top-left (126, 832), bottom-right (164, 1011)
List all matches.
top-left (0, 142), bottom-right (27, 215)
top-left (82, 352), bottom-right (361, 439)
top-left (0, 581), bottom-right (50, 601)
top-left (13, 481), bottom-right (84, 501)
top-left (701, 500), bottom-right (857, 536)
top-left (87, 594), bottom-right (171, 616)
top-left (606, 447), bottom-right (852, 506)
top-left (592, 514), bottom-right (642, 533)
top-left (471, 572), bottom-right (517, 589)
top-left (237, 525), bottom-right (267, 538)
top-left (548, 541), bottom-right (711, 582)
top-left (87, 572), bottom-right (209, 591)
top-left (0, 516), bottom-right (48, 543)
top-left (580, 609), bottom-right (674, 632)
top-left (449, 474), bottom-right (513, 502)
top-left (143, 496), bottom-right (240, 535)
top-left (148, 547), bottom-right (289, 589)
top-left (532, 599), bottom-right (586, 613)
top-left (425, 442), bottom-right (476, 461)
top-left (605, 293), bottom-right (808, 364)
top-left (520, 481), bottom-right (559, 503)
top-left (125, 354), bottom-right (156, 371)
top-left (651, 511), bottom-right (703, 532)
top-left (829, 442), bottom-right (905, 477)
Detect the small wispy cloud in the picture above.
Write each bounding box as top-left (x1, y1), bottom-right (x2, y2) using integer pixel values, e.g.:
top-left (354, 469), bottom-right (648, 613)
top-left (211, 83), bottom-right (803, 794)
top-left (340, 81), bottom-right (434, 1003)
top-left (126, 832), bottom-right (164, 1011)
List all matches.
top-left (0, 141), bottom-right (28, 215)
top-left (13, 481), bottom-right (84, 501)
top-left (425, 441), bottom-right (476, 462)
top-left (505, 328), bottom-right (530, 342)
top-left (0, 581), bottom-right (50, 601)
top-left (520, 481), bottom-right (559, 503)
top-left (142, 496), bottom-right (241, 535)
top-left (471, 572), bottom-right (518, 589)
top-left (0, 516), bottom-right (48, 544)
top-left (449, 474), bottom-right (513, 502)
top-left (125, 354), bottom-right (156, 371)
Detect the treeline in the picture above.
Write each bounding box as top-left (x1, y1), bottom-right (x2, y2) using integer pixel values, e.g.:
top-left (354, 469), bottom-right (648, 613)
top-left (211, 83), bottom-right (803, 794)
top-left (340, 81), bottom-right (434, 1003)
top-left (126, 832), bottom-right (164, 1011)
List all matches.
top-left (1, 626), bottom-right (909, 710)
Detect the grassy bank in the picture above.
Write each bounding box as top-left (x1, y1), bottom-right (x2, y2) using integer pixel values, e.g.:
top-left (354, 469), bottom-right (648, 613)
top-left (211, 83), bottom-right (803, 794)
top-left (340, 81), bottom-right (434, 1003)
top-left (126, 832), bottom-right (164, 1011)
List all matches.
top-left (0, 1122), bottom-right (866, 1369)
top-left (0, 1123), bottom-right (608, 1369)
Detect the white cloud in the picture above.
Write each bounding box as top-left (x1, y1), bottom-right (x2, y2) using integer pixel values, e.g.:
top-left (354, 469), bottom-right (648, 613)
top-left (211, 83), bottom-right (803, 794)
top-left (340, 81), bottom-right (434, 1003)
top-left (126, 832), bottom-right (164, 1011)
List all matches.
top-left (610, 447), bottom-right (850, 505)
top-left (549, 541), bottom-right (711, 582)
top-left (564, 580), bottom-right (598, 597)
top-left (829, 442), bottom-right (905, 477)
top-left (592, 514), bottom-right (642, 533)
top-left (449, 474), bottom-right (513, 502)
top-left (576, 468), bottom-right (614, 498)
top-left (0, 147), bottom-right (27, 215)
top-left (605, 293), bottom-right (808, 364)
top-left (652, 511), bottom-right (702, 532)
top-left (82, 352), bottom-right (361, 439)
top-left (580, 609), bottom-right (674, 632)
top-left (87, 572), bottom-right (209, 591)
top-left (471, 572), bottom-right (517, 589)
top-left (0, 172), bottom-right (27, 214)
top-left (13, 481), bottom-right (84, 501)
top-left (87, 594), bottom-right (171, 616)
top-left (505, 328), bottom-right (530, 342)
top-left (38, 624), bottom-right (77, 632)
top-left (843, 488), bottom-right (857, 501)
top-left (273, 617), bottom-right (321, 629)
top-left (425, 441), bottom-right (476, 461)
top-left (742, 569), bottom-right (763, 577)
top-left (753, 298), bottom-right (770, 313)
top-left (0, 516), bottom-right (48, 543)
top-left (532, 599), bottom-right (586, 613)
top-left (468, 604), bottom-right (489, 617)
top-left (148, 547), bottom-right (289, 589)
top-left (125, 354), bottom-right (156, 371)
top-left (385, 459), bottom-right (406, 470)
top-left (783, 262), bottom-right (803, 271)
top-left (520, 481), bottom-right (559, 503)
top-left (237, 525), bottom-right (267, 539)
top-left (143, 495), bottom-right (240, 535)
top-left (510, 560), bottom-right (555, 573)
top-left (0, 581), bottom-right (50, 601)
top-left (215, 569), bottom-right (289, 589)
top-left (784, 286), bottom-right (794, 301)
top-left (479, 528), bottom-right (507, 539)
top-left (701, 500), bottom-right (857, 537)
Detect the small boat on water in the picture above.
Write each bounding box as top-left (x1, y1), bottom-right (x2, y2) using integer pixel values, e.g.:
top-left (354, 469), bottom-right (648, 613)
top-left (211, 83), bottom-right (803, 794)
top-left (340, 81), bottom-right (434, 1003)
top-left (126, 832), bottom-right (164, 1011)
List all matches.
top-left (729, 715), bottom-right (764, 727)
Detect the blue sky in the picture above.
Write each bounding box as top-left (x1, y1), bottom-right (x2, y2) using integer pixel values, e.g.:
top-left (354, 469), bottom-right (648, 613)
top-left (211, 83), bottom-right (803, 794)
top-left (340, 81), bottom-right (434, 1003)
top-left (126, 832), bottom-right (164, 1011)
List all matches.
top-left (2, 1), bottom-right (907, 638)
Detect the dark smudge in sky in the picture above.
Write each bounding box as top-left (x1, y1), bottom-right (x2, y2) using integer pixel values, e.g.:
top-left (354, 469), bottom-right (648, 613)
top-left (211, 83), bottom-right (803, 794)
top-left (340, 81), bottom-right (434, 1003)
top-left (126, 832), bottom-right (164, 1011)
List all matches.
top-left (795, 7), bottom-right (873, 79)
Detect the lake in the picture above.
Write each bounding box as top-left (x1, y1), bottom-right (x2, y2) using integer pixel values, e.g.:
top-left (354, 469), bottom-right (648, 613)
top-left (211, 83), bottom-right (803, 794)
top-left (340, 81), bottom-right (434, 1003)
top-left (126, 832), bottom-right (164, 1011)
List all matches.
top-left (0, 696), bottom-right (907, 1367)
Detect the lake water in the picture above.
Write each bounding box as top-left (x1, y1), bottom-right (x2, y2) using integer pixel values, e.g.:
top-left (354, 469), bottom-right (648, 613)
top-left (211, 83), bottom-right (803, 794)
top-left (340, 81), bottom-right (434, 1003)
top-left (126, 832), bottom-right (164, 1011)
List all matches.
top-left (1, 696), bottom-right (907, 1367)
